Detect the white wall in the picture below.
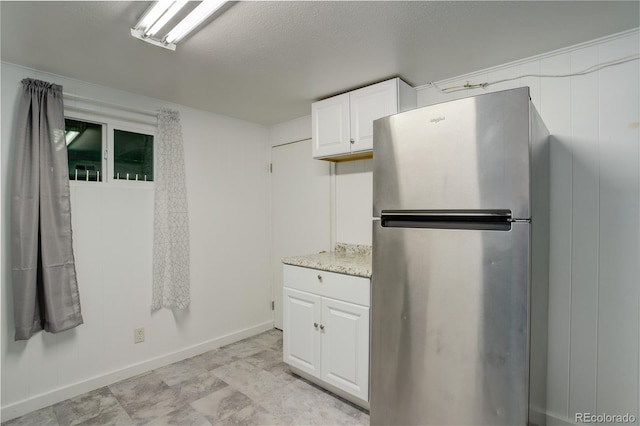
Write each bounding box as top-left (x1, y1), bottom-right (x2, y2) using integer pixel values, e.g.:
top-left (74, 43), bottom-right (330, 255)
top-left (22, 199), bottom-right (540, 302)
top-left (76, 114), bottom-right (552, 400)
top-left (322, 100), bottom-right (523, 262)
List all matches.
top-left (270, 29), bottom-right (640, 426)
top-left (269, 115), bottom-right (312, 148)
top-left (1, 62), bottom-right (272, 420)
top-left (334, 159), bottom-right (373, 246)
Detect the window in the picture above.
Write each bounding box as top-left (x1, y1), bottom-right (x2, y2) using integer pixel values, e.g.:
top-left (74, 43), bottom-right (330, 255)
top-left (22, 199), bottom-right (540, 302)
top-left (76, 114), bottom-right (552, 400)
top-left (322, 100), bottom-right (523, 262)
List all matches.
top-left (64, 117), bottom-right (154, 183)
top-left (66, 119), bottom-right (103, 181)
top-left (114, 129), bottom-right (154, 181)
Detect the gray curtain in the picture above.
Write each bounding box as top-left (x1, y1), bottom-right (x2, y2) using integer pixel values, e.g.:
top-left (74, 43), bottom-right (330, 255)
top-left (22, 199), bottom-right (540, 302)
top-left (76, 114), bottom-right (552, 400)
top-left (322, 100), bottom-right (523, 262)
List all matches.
top-left (11, 78), bottom-right (83, 341)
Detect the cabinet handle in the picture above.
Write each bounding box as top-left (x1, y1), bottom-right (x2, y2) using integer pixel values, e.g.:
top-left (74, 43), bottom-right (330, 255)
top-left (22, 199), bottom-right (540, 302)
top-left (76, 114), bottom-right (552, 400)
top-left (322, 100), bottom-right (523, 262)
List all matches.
top-left (350, 138), bottom-right (355, 144)
top-left (320, 324), bottom-right (325, 330)
top-left (314, 322), bottom-right (318, 328)
top-left (317, 274), bottom-right (322, 282)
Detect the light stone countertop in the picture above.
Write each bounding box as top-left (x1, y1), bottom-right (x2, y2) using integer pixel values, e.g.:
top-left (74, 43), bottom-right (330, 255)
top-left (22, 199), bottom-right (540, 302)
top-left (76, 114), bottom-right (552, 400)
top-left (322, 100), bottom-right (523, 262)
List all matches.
top-left (282, 243), bottom-right (372, 278)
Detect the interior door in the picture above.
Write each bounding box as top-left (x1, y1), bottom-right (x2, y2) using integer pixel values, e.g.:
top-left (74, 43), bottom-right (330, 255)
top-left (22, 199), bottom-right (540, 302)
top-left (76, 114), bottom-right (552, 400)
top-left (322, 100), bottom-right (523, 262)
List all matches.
top-left (271, 140), bottom-right (330, 329)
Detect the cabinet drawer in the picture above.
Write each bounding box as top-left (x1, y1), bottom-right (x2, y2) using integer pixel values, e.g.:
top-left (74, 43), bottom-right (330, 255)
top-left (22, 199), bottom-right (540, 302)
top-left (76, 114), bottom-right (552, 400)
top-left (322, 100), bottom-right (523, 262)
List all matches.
top-left (283, 265), bottom-right (370, 307)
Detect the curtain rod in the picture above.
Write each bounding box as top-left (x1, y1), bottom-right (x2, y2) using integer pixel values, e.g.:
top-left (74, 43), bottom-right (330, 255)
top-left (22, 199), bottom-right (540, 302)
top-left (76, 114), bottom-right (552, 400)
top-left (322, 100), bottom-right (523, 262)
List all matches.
top-left (63, 93), bottom-right (158, 118)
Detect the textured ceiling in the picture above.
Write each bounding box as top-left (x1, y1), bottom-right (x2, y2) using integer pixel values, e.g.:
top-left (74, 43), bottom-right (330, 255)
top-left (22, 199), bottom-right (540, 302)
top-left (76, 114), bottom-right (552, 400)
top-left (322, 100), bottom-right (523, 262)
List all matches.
top-left (1, 1), bottom-right (638, 125)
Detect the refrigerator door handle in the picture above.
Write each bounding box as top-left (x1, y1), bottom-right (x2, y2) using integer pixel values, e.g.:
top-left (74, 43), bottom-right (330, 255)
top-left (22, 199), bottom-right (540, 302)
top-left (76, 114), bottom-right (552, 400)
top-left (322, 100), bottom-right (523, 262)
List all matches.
top-left (380, 209), bottom-right (514, 230)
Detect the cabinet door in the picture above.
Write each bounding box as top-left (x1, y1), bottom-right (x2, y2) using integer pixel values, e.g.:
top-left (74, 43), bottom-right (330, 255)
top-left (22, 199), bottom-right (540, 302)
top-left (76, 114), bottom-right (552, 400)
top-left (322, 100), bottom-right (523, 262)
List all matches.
top-left (312, 93), bottom-right (350, 158)
top-left (350, 79), bottom-right (398, 152)
top-left (283, 288), bottom-right (322, 378)
top-left (321, 297), bottom-right (370, 401)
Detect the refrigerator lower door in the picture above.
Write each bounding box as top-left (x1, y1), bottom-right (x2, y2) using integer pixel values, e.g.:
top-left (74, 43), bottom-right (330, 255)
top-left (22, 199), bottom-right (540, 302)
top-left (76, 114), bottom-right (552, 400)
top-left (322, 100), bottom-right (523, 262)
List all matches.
top-left (371, 221), bottom-right (530, 425)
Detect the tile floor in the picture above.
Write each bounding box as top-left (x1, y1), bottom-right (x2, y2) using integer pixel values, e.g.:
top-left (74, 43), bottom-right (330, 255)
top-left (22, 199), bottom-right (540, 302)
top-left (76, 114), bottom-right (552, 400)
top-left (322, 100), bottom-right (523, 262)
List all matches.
top-left (2, 330), bottom-right (369, 426)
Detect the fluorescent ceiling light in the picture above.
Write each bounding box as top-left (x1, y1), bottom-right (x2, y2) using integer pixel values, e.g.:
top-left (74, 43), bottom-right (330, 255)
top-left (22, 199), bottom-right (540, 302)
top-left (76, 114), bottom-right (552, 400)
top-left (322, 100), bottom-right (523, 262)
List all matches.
top-left (136, 0), bottom-right (174, 33)
top-left (145, 0), bottom-right (188, 37)
top-left (164, 0), bottom-right (227, 44)
top-left (131, 0), bottom-right (228, 50)
top-left (65, 130), bottom-right (80, 146)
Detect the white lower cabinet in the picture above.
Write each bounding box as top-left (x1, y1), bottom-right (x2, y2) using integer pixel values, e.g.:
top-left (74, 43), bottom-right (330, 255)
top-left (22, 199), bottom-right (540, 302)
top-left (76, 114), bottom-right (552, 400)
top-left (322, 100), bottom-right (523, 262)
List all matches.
top-left (283, 265), bottom-right (370, 405)
top-left (283, 288), bottom-right (322, 377)
top-left (320, 297), bottom-right (369, 400)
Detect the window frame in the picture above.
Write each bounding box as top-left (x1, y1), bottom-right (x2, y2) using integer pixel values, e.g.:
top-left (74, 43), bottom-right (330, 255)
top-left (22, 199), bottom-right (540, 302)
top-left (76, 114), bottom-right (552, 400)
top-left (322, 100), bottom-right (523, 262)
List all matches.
top-left (65, 110), bottom-right (156, 188)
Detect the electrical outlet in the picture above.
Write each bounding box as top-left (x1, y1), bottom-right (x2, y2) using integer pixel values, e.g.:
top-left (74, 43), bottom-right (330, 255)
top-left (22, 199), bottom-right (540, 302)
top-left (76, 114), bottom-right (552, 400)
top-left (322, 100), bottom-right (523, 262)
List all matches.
top-left (134, 327), bottom-right (145, 344)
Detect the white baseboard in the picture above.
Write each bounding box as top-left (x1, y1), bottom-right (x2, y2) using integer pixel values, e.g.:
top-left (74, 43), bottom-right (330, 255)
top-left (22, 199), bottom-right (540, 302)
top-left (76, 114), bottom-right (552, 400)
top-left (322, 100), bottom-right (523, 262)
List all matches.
top-left (1, 320), bottom-right (274, 422)
top-left (546, 411), bottom-right (578, 426)
top-left (529, 405), bottom-right (547, 426)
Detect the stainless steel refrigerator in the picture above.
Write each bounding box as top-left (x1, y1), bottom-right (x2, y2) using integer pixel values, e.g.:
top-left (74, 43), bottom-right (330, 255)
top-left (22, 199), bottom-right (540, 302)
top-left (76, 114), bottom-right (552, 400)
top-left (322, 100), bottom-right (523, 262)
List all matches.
top-left (371, 87), bottom-right (549, 426)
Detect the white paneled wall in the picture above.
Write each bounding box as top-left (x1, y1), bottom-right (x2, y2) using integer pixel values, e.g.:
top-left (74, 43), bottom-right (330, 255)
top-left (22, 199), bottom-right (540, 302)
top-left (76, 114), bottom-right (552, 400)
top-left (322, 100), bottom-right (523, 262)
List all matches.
top-left (542, 50), bottom-right (574, 422)
top-left (419, 30), bottom-right (639, 425)
top-left (567, 44), bottom-right (599, 418)
top-left (1, 63), bottom-right (272, 420)
top-left (596, 35), bottom-right (639, 420)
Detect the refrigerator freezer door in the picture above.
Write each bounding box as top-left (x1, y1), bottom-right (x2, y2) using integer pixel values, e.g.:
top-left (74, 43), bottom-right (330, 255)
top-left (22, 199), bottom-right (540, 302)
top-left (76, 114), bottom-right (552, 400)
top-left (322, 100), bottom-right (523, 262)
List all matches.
top-left (370, 221), bottom-right (530, 425)
top-left (373, 87), bottom-right (531, 219)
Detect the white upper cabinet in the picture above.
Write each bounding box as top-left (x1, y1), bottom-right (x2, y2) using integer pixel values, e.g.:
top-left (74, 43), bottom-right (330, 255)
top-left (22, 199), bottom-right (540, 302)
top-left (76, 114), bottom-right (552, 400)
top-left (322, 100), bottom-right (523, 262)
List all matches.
top-left (312, 93), bottom-right (350, 158)
top-left (312, 78), bottom-right (416, 161)
top-left (349, 79), bottom-right (398, 152)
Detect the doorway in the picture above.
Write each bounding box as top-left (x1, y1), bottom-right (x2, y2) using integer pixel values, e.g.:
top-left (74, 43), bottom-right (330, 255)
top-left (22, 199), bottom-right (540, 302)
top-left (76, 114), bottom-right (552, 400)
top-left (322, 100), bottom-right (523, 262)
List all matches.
top-left (270, 139), bottom-right (331, 329)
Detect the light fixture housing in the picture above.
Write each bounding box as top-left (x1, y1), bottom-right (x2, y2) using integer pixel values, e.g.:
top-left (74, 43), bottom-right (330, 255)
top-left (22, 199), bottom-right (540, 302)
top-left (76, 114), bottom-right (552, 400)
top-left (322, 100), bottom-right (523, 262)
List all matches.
top-left (131, 0), bottom-right (227, 50)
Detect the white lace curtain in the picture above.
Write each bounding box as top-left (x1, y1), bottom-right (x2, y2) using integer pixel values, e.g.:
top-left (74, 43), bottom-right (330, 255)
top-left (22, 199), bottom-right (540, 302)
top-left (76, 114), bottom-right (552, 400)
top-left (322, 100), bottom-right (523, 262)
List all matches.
top-left (152, 108), bottom-right (190, 311)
